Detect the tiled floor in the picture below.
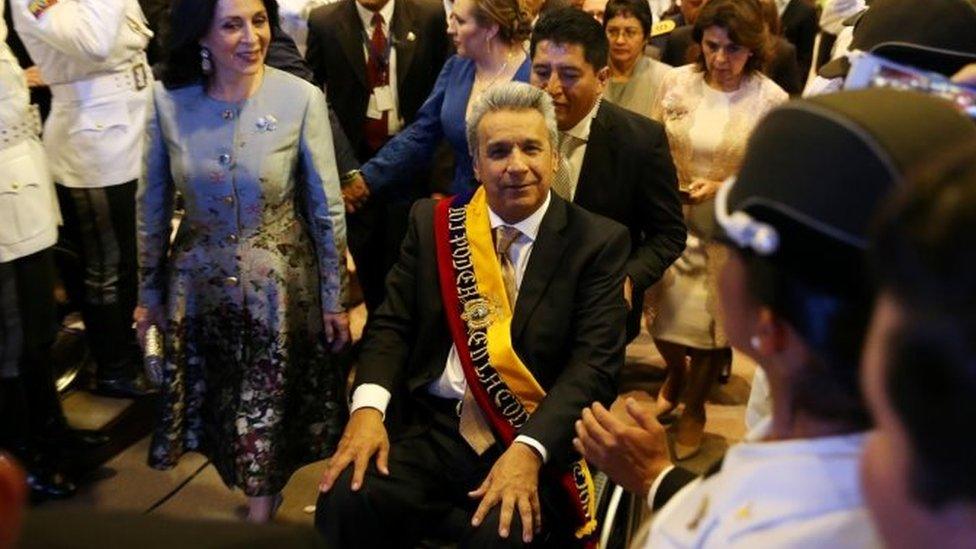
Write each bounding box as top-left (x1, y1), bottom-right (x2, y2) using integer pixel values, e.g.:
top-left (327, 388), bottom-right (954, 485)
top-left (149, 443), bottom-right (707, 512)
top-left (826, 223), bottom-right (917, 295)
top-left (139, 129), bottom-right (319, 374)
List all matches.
top-left (43, 305), bottom-right (756, 530)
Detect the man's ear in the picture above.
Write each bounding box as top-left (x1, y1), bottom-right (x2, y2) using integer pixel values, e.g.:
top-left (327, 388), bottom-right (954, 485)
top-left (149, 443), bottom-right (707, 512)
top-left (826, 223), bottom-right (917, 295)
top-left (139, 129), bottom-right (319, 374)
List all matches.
top-left (596, 65), bottom-right (611, 88)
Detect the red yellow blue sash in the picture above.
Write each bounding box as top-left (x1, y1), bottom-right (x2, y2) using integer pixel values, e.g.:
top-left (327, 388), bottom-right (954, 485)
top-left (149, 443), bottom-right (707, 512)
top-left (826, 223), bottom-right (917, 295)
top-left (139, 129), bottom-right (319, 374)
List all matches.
top-left (434, 187), bottom-right (598, 543)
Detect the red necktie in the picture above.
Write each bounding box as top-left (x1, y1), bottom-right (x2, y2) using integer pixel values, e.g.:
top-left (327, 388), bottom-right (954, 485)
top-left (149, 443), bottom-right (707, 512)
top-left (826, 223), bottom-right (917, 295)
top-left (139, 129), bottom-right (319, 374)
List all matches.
top-left (364, 12), bottom-right (390, 153)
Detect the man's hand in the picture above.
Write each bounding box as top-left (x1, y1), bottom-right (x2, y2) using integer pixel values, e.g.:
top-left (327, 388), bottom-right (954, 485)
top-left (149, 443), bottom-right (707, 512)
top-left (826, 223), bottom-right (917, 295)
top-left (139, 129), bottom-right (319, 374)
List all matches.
top-left (687, 179), bottom-right (720, 205)
top-left (573, 398), bottom-right (672, 498)
top-left (319, 408), bottom-right (389, 493)
top-left (623, 276), bottom-right (633, 311)
top-left (24, 66), bottom-right (45, 88)
top-left (341, 172), bottom-right (371, 213)
top-left (469, 442), bottom-right (543, 543)
top-left (323, 311), bottom-right (350, 352)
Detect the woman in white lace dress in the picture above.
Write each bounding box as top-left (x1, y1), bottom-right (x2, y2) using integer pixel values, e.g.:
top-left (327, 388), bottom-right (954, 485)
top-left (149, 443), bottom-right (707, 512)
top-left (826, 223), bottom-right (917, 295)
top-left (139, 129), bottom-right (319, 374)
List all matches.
top-left (649, 0), bottom-right (786, 459)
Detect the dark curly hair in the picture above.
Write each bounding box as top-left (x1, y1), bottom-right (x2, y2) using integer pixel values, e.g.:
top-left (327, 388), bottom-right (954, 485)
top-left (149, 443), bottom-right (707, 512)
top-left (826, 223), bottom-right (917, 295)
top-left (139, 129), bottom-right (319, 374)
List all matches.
top-left (472, 0), bottom-right (533, 44)
top-left (162, 0), bottom-right (280, 89)
top-left (691, 0), bottom-right (767, 77)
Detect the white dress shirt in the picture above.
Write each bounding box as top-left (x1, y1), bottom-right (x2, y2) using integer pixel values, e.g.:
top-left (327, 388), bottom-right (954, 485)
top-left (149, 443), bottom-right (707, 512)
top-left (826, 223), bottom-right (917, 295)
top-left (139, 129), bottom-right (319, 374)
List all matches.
top-left (559, 99), bottom-right (601, 200)
top-left (352, 192), bottom-right (554, 461)
top-left (355, 0), bottom-right (403, 136)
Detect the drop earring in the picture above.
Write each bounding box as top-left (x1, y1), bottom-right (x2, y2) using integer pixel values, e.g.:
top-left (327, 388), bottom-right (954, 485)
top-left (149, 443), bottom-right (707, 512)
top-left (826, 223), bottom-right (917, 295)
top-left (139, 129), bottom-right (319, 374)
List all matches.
top-left (200, 47), bottom-right (213, 75)
top-left (750, 335), bottom-right (761, 351)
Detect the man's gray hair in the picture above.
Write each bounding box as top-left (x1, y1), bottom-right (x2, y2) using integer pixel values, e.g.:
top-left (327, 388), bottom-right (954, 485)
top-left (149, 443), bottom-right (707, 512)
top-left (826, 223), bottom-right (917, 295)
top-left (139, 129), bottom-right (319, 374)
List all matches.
top-left (465, 82), bottom-right (559, 159)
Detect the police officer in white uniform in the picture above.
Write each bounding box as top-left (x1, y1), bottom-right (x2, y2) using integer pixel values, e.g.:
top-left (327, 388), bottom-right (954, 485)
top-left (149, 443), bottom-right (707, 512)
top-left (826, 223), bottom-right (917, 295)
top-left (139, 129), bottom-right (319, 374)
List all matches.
top-left (11, 0), bottom-right (155, 397)
top-left (1, 0), bottom-right (110, 500)
top-left (576, 89), bottom-right (976, 548)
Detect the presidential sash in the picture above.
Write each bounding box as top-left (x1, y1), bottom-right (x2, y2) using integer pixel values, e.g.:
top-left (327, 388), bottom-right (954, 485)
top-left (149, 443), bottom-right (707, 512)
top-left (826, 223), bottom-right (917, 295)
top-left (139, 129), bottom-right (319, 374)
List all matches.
top-left (434, 187), bottom-right (598, 544)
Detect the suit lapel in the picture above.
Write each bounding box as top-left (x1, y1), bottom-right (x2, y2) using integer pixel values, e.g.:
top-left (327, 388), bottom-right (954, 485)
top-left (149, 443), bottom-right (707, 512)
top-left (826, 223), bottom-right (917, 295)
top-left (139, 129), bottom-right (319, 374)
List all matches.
top-left (512, 196), bottom-right (570, 340)
top-left (337, 0), bottom-right (369, 88)
top-left (574, 103), bottom-right (612, 206)
top-left (391, 0), bottom-right (417, 87)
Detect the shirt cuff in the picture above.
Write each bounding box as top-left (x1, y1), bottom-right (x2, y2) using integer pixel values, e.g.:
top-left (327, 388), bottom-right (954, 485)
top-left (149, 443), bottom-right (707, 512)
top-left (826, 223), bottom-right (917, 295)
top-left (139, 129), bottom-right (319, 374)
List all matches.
top-left (646, 465), bottom-right (676, 510)
top-left (513, 435), bottom-right (548, 464)
top-left (350, 383), bottom-right (392, 418)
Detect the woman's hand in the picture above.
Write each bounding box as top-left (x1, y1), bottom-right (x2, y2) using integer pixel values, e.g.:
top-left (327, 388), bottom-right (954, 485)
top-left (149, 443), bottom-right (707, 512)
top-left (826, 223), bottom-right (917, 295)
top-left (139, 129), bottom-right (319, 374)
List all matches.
top-left (323, 311), bottom-right (351, 352)
top-left (133, 305), bottom-right (166, 350)
top-left (687, 179), bottom-right (721, 204)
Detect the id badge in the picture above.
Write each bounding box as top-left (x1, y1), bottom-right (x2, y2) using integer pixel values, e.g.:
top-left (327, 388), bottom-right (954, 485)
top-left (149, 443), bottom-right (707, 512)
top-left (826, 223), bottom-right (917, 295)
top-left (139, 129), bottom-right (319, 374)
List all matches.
top-left (373, 85), bottom-right (395, 112)
top-left (366, 93), bottom-right (383, 120)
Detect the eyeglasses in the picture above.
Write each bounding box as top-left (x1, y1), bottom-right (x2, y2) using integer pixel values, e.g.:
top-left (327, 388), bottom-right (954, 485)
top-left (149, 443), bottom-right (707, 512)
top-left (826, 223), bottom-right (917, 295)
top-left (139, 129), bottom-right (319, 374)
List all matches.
top-left (606, 27), bottom-right (643, 40)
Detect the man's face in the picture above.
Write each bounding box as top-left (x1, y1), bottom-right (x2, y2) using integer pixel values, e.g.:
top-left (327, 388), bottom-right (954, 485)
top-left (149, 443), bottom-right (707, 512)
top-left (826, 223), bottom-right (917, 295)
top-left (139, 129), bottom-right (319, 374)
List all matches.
top-left (530, 40), bottom-right (607, 131)
top-left (582, 0), bottom-right (609, 23)
top-left (860, 293), bottom-right (933, 548)
top-left (473, 109), bottom-right (557, 223)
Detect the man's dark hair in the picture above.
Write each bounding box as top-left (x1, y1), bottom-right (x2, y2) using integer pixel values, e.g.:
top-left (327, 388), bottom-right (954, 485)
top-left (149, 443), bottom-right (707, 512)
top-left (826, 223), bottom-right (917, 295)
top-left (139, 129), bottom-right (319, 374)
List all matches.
top-left (691, 0), bottom-right (767, 75)
top-left (162, 0), bottom-right (280, 89)
top-left (603, 0), bottom-right (653, 39)
top-left (530, 7), bottom-right (609, 70)
top-left (871, 142), bottom-right (976, 508)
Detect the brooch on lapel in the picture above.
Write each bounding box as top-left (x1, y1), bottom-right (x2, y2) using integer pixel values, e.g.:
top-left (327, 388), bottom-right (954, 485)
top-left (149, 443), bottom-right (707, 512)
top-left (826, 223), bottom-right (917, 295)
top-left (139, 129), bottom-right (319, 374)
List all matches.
top-left (256, 115), bottom-right (278, 132)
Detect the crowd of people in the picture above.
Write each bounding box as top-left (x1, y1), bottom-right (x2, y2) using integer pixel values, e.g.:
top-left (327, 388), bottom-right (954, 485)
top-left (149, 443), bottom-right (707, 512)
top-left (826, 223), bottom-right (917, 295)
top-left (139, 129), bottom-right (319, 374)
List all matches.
top-left (0, 0), bottom-right (975, 547)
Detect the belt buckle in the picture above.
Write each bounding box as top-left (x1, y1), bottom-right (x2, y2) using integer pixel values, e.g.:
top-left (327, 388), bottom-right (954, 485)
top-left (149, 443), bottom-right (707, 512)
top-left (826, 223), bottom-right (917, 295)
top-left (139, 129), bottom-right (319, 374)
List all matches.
top-left (132, 63), bottom-right (148, 91)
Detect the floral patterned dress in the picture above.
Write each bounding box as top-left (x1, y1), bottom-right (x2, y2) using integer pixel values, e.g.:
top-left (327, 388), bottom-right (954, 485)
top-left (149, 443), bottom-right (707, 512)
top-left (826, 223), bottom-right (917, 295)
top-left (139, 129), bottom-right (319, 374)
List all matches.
top-left (137, 67), bottom-right (348, 496)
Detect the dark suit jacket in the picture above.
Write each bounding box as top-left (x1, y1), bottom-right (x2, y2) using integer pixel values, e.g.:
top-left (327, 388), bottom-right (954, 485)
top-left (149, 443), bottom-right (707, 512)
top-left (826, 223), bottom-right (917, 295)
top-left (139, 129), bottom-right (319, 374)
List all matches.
top-left (306, 0), bottom-right (448, 165)
top-left (660, 24), bottom-right (696, 67)
top-left (355, 195), bottom-right (631, 467)
top-left (767, 36), bottom-right (803, 95)
top-left (574, 101), bottom-right (686, 339)
top-left (781, 0), bottom-right (818, 80)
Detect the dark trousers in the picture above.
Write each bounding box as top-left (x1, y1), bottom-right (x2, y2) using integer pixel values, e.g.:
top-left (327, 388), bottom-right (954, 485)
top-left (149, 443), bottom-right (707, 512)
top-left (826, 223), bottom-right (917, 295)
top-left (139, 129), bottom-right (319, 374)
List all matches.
top-left (315, 396), bottom-right (577, 548)
top-left (56, 181), bottom-right (138, 378)
top-left (347, 197), bottom-right (412, 313)
top-left (0, 248), bottom-right (63, 444)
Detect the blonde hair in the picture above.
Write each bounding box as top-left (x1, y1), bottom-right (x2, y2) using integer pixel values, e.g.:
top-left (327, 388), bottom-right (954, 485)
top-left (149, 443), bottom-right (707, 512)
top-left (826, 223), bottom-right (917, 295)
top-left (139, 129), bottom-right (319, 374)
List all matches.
top-left (472, 0), bottom-right (533, 43)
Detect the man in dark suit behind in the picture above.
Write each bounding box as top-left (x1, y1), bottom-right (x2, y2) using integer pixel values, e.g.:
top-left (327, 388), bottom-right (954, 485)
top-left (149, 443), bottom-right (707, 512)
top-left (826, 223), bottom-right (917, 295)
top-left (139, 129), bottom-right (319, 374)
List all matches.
top-left (306, 0), bottom-right (448, 312)
top-left (315, 82), bottom-right (630, 547)
top-left (529, 8), bottom-right (686, 341)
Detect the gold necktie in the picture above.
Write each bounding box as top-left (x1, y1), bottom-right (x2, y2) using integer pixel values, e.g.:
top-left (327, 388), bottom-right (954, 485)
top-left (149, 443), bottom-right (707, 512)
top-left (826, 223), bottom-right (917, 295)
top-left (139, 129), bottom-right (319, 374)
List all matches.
top-left (457, 226), bottom-right (522, 455)
top-left (552, 133), bottom-right (576, 200)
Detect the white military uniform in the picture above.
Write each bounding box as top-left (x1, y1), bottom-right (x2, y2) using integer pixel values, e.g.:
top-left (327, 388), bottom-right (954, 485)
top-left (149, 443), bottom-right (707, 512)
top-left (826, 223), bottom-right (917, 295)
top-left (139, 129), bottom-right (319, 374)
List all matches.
top-left (11, 0), bottom-right (152, 189)
top-left (0, 2), bottom-right (58, 264)
top-left (646, 418), bottom-right (882, 548)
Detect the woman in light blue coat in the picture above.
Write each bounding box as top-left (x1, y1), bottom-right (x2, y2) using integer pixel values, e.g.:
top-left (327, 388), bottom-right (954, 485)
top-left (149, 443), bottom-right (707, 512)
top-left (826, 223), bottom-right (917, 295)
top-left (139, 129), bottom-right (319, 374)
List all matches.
top-left (135, 0), bottom-right (349, 522)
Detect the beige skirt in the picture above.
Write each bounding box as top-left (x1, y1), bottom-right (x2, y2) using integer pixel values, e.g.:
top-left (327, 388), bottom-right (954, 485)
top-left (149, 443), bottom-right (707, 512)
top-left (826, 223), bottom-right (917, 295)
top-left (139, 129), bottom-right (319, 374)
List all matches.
top-left (650, 233), bottom-right (728, 349)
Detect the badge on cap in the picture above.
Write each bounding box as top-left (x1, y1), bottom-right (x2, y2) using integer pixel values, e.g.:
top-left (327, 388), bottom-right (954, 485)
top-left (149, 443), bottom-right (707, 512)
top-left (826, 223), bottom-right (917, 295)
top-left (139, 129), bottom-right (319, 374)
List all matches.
top-left (651, 19), bottom-right (677, 38)
top-left (28, 0), bottom-right (58, 18)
